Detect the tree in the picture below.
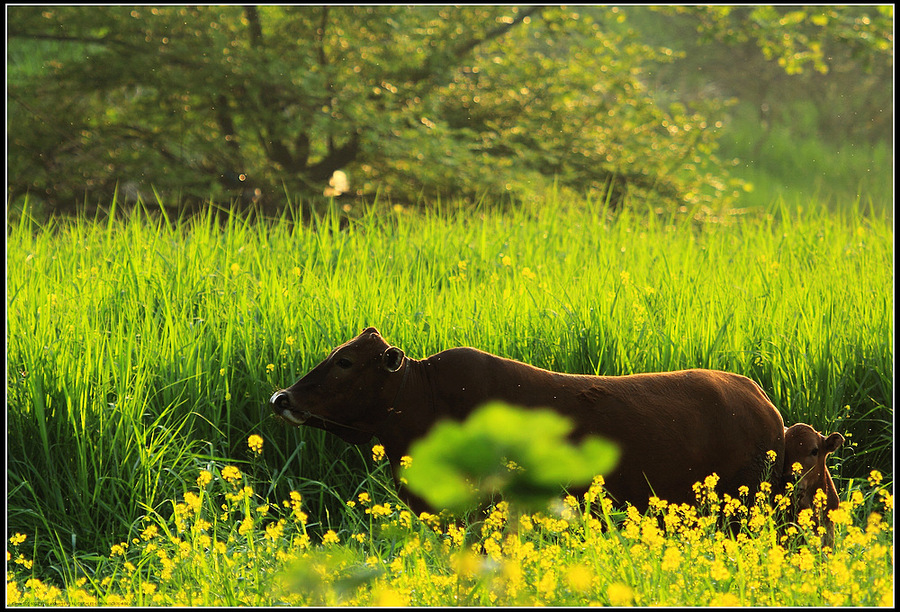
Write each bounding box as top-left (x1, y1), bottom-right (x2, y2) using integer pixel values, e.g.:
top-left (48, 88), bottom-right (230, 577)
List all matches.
top-left (8, 6), bottom-right (742, 214)
top-left (648, 6), bottom-right (893, 146)
top-left (668, 5), bottom-right (892, 77)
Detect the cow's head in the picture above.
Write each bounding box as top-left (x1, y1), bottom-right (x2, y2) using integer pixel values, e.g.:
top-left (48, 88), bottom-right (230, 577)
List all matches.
top-left (783, 423), bottom-right (844, 515)
top-left (269, 327), bottom-right (405, 445)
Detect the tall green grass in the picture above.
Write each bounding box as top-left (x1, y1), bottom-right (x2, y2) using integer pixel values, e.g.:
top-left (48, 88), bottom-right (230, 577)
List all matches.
top-left (6, 190), bottom-right (892, 579)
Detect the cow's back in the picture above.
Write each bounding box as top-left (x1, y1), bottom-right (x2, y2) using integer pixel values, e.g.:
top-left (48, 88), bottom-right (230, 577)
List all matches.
top-left (421, 350), bottom-right (786, 510)
top-left (560, 369), bottom-right (785, 508)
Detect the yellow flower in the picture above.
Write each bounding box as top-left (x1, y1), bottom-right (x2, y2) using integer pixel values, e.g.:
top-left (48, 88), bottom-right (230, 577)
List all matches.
top-left (813, 487), bottom-right (828, 510)
top-left (9, 533), bottom-right (27, 546)
top-left (710, 593), bottom-right (741, 606)
top-left (286, 335), bottom-right (295, 347)
top-left (248, 434), bottom-right (264, 455)
top-left (358, 491), bottom-right (372, 505)
top-left (661, 546), bottom-right (683, 571)
top-left (265, 520), bottom-right (285, 541)
top-left (238, 516), bottom-right (254, 536)
top-left (567, 564), bottom-right (594, 592)
top-left (140, 525), bottom-right (159, 541)
top-left (537, 570), bottom-right (558, 598)
top-left (197, 470), bottom-right (213, 489)
top-left (794, 547), bottom-right (815, 572)
top-left (766, 449), bottom-right (778, 463)
top-left (266, 363), bottom-right (275, 374)
top-left (230, 263), bottom-right (241, 274)
top-left (767, 545), bottom-right (785, 579)
top-left (372, 444), bottom-right (386, 462)
top-left (868, 470), bottom-right (884, 487)
top-left (607, 582), bottom-right (634, 606)
top-left (878, 490), bottom-right (893, 511)
top-left (374, 586), bottom-right (408, 607)
top-left (221, 465), bottom-right (242, 484)
top-left (282, 491), bottom-right (306, 523)
top-left (366, 503), bottom-right (393, 518)
top-left (400, 455), bottom-right (413, 469)
top-left (828, 505), bottom-right (852, 527)
top-left (710, 559), bottom-right (731, 581)
top-left (7, 581), bottom-right (23, 605)
top-left (183, 491), bottom-right (201, 514)
top-left (501, 255), bottom-right (512, 266)
top-left (322, 530), bottom-right (340, 545)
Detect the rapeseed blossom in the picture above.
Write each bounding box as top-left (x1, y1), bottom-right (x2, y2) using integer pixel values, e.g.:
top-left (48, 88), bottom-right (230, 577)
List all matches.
top-left (248, 434), bottom-right (264, 455)
top-left (372, 444), bottom-right (385, 462)
top-left (221, 465), bottom-right (242, 484)
top-left (6, 464), bottom-right (893, 607)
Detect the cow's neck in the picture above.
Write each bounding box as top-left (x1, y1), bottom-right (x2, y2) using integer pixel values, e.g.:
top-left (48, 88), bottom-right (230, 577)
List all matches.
top-left (375, 357), bottom-right (437, 461)
top-left (376, 348), bottom-right (570, 464)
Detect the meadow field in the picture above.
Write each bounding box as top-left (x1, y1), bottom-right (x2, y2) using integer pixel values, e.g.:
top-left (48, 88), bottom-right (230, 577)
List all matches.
top-left (6, 189), bottom-right (893, 605)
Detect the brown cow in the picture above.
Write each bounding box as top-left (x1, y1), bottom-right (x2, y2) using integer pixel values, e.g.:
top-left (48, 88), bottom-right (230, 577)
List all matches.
top-left (782, 423), bottom-right (844, 546)
top-left (270, 327), bottom-right (786, 514)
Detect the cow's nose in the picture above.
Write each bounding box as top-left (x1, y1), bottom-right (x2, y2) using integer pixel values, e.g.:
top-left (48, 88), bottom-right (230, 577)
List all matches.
top-left (269, 391), bottom-right (292, 412)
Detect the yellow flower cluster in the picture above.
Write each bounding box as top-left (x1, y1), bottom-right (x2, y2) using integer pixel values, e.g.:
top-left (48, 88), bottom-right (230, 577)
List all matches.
top-left (248, 434), bottom-right (264, 455)
top-left (6, 465), bottom-right (893, 607)
top-left (372, 444), bottom-right (385, 462)
top-left (221, 465), bottom-right (242, 485)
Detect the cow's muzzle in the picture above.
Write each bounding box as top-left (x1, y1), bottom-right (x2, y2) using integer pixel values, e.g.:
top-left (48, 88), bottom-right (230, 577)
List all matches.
top-left (269, 391), bottom-right (310, 425)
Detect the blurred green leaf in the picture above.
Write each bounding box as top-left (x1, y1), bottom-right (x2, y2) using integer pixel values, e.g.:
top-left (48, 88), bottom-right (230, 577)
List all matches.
top-left (404, 402), bottom-right (619, 514)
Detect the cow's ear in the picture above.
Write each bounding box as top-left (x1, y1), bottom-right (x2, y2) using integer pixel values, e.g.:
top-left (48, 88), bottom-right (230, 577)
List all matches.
top-left (383, 347), bottom-right (405, 372)
top-left (824, 432), bottom-right (844, 454)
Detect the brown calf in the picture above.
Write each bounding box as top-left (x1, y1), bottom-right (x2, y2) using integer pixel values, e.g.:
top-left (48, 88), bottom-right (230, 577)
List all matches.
top-left (783, 423), bottom-right (845, 545)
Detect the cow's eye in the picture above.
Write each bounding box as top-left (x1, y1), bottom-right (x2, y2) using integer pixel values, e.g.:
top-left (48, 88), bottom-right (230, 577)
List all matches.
top-left (336, 358), bottom-right (353, 369)
top-left (810, 448), bottom-right (819, 457)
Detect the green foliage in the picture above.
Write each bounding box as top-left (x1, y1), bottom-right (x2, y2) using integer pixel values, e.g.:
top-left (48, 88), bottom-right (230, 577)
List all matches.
top-left (667, 5), bottom-right (893, 76)
top-left (404, 402), bottom-right (619, 513)
top-left (8, 6), bottom-right (741, 213)
top-left (626, 5), bottom-right (892, 162)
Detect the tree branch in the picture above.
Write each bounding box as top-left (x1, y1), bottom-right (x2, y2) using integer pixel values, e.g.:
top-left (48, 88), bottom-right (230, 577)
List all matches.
top-left (451, 6), bottom-right (544, 60)
top-left (405, 6), bottom-right (545, 85)
top-left (244, 6), bottom-right (263, 47)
